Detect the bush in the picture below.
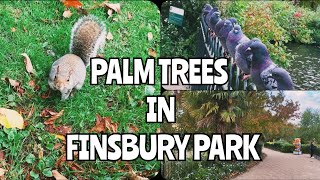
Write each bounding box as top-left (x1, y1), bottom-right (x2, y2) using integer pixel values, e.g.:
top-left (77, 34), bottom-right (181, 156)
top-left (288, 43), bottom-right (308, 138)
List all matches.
top-left (265, 141), bottom-right (317, 154)
top-left (218, 1), bottom-right (320, 67)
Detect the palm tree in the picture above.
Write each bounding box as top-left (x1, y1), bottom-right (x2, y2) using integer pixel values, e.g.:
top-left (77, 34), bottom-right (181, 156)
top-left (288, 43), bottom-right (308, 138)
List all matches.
top-left (180, 91), bottom-right (250, 133)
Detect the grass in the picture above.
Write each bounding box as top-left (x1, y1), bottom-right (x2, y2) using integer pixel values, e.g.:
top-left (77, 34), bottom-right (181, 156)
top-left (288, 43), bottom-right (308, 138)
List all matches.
top-left (0, 0), bottom-right (160, 179)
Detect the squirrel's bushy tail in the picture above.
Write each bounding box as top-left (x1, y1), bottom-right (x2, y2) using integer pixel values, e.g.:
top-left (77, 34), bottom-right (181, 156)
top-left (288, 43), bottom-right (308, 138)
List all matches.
top-left (70, 15), bottom-right (106, 66)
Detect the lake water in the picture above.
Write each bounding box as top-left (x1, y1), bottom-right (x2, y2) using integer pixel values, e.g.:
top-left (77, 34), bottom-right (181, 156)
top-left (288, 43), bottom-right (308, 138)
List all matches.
top-left (286, 42), bottom-right (320, 90)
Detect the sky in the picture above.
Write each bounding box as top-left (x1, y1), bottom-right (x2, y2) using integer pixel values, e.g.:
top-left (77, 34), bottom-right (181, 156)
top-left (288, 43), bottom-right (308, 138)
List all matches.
top-left (281, 91), bottom-right (320, 124)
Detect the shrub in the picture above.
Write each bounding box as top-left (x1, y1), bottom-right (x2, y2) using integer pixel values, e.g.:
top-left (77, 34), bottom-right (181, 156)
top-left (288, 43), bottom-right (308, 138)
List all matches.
top-left (265, 141), bottom-right (316, 154)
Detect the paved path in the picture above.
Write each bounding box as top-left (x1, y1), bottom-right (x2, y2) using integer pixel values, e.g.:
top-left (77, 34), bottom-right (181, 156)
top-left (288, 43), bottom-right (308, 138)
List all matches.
top-left (234, 148), bottom-right (320, 180)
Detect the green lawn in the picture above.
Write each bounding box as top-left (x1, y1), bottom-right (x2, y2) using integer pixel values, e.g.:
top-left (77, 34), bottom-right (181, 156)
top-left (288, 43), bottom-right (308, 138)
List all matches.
top-left (0, 1), bottom-right (160, 179)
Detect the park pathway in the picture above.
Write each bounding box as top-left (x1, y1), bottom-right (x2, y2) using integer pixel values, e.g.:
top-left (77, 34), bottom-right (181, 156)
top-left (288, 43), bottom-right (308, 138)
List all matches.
top-left (234, 148), bottom-right (320, 179)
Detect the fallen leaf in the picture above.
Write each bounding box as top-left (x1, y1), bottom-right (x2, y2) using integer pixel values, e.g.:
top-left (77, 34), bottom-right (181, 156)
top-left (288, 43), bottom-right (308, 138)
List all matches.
top-left (44, 109), bottom-right (64, 125)
top-left (41, 89), bottom-right (51, 99)
top-left (55, 154), bottom-right (66, 168)
top-left (128, 124), bottom-right (139, 133)
top-left (0, 108), bottom-right (25, 129)
top-left (90, 115), bottom-right (118, 133)
top-left (21, 53), bottom-right (34, 74)
top-left (104, 2), bottom-right (121, 14)
top-left (34, 85), bottom-right (41, 91)
top-left (147, 32), bottom-right (153, 41)
top-left (53, 134), bottom-right (66, 141)
top-left (53, 143), bottom-right (63, 150)
top-left (106, 32), bottom-right (113, 40)
top-left (15, 86), bottom-right (25, 97)
top-left (63, 10), bottom-right (72, 18)
top-left (54, 125), bottom-right (71, 136)
top-left (26, 105), bottom-right (34, 119)
top-left (0, 168), bottom-right (7, 177)
top-left (127, 12), bottom-right (132, 20)
top-left (148, 48), bottom-right (157, 58)
top-left (0, 150), bottom-right (5, 161)
top-left (2, 77), bottom-right (20, 88)
top-left (37, 145), bottom-right (44, 159)
top-left (28, 80), bottom-right (35, 88)
top-left (23, 27), bottom-right (28, 32)
top-left (11, 27), bottom-right (16, 32)
top-left (107, 9), bottom-right (113, 16)
top-left (40, 108), bottom-right (58, 118)
top-left (61, 0), bottom-right (83, 9)
top-left (2, 77), bottom-right (24, 96)
top-left (52, 170), bottom-right (68, 180)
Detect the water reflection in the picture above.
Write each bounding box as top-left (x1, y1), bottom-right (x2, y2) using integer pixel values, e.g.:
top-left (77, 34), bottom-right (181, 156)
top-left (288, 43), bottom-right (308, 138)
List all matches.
top-left (286, 42), bottom-right (320, 90)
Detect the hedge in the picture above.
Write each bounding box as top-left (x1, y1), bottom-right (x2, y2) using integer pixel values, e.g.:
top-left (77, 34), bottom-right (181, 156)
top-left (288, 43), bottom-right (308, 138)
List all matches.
top-left (265, 142), bottom-right (320, 156)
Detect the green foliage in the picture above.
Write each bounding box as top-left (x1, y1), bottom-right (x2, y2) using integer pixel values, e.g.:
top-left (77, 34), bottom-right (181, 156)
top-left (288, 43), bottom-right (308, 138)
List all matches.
top-left (265, 140), bottom-right (320, 156)
top-left (161, 1), bottom-right (207, 57)
top-left (168, 160), bottom-right (247, 180)
top-left (218, 1), bottom-right (320, 67)
top-left (295, 108), bottom-right (320, 144)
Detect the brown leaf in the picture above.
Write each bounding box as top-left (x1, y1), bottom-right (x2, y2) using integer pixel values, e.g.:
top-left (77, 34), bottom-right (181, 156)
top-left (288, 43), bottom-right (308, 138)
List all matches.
top-left (28, 80), bottom-right (35, 88)
top-left (15, 86), bottom-right (25, 97)
top-left (147, 32), bottom-right (153, 41)
top-left (90, 115), bottom-right (118, 133)
top-left (148, 48), bottom-right (157, 58)
top-left (34, 84), bottom-right (41, 91)
top-left (104, 2), bottom-right (121, 14)
top-left (41, 89), bottom-right (51, 99)
top-left (52, 170), bottom-right (68, 180)
top-left (90, 114), bottom-right (106, 133)
top-left (2, 77), bottom-right (20, 88)
top-left (54, 143), bottom-right (63, 150)
top-left (55, 154), bottom-right (66, 168)
top-left (40, 108), bottom-right (58, 118)
top-left (21, 53), bottom-right (34, 74)
top-left (11, 27), bottom-right (16, 32)
top-left (26, 105), bottom-right (34, 119)
top-left (54, 125), bottom-right (71, 136)
top-left (127, 12), bottom-right (132, 20)
top-left (61, 0), bottom-right (83, 9)
top-left (128, 124), bottom-right (139, 133)
top-left (63, 10), bottom-right (73, 18)
top-left (106, 32), bottom-right (113, 40)
top-left (44, 109), bottom-right (64, 125)
top-left (0, 150), bottom-right (5, 161)
top-left (23, 27), bottom-right (28, 33)
top-left (2, 77), bottom-right (25, 96)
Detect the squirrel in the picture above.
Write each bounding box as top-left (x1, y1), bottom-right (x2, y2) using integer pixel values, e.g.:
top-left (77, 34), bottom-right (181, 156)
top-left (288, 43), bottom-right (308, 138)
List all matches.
top-left (48, 15), bottom-right (106, 100)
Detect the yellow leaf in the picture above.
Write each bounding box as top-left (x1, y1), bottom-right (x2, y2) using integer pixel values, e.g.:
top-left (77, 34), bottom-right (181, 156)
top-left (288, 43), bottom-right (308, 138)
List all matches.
top-left (0, 108), bottom-right (24, 129)
top-left (52, 134), bottom-right (66, 141)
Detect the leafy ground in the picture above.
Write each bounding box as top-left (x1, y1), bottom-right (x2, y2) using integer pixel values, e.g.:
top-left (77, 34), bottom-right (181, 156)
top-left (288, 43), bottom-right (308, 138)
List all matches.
top-left (0, 1), bottom-right (160, 179)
